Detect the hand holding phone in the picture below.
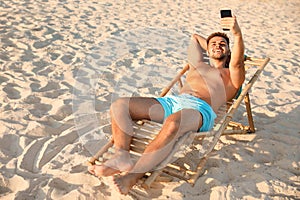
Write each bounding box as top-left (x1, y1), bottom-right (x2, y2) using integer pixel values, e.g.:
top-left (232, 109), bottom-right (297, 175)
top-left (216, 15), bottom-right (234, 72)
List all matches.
top-left (220, 10), bottom-right (232, 31)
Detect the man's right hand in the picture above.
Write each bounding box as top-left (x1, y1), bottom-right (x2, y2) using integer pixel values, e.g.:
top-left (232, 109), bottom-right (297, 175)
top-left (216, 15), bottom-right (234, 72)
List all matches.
top-left (221, 16), bottom-right (242, 36)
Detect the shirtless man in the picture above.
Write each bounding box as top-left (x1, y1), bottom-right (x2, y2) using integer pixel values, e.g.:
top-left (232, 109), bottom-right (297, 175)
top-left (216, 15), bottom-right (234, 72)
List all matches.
top-left (88, 15), bottom-right (245, 195)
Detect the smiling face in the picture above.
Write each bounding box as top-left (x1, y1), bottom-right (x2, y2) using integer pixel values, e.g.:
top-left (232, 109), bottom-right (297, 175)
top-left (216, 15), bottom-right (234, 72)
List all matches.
top-left (207, 36), bottom-right (230, 60)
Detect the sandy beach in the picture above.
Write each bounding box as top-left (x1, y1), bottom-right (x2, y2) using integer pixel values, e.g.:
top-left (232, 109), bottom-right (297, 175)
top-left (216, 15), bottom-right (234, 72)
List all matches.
top-left (0, 0), bottom-right (299, 199)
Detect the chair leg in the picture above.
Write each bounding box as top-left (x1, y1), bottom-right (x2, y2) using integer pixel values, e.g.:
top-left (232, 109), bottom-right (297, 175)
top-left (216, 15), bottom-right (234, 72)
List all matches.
top-left (244, 93), bottom-right (255, 133)
top-left (87, 139), bottom-right (114, 165)
top-left (142, 170), bottom-right (163, 189)
top-left (188, 156), bottom-right (208, 186)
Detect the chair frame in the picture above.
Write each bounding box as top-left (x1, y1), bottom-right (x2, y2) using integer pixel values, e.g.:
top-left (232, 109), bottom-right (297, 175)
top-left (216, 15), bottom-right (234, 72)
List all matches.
top-left (87, 56), bottom-right (270, 189)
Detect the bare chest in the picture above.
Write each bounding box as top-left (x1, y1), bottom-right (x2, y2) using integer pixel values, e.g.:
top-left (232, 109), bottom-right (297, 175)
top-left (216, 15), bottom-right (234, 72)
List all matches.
top-left (185, 68), bottom-right (237, 100)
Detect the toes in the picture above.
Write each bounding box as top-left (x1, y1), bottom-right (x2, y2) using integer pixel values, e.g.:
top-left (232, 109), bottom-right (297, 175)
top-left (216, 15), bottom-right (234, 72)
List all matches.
top-left (112, 175), bottom-right (123, 193)
top-left (112, 175), bottom-right (130, 195)
top-left (87, 165), bottom-right (95, 175)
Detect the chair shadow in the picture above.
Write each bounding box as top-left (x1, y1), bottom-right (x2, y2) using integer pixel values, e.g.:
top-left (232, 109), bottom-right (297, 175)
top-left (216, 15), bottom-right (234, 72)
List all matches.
top-left (171, 104), bottom-right (300, 199)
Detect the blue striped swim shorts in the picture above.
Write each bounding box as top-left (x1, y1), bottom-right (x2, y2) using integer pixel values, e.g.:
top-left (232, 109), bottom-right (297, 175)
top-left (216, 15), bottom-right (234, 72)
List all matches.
top-left (155, 93), bottom-right (217, 132)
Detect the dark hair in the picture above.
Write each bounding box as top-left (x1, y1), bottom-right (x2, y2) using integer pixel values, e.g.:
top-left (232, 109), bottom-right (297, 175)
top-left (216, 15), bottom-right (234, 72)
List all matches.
top-left (206, 32), bottom-right (230, 46)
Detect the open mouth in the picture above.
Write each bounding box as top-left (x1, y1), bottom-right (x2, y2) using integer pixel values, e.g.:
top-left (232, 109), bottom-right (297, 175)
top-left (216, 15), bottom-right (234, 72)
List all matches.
top-left (214, 50), bottom-right (222, 53)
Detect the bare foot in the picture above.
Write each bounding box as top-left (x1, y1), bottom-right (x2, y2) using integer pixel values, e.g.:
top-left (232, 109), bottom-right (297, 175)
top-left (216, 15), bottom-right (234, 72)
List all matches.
top-left (113, 173), bottom-right (142, 195)
top-left (88, 150), bottom-right (133, 177)
top-left (88, 164), bottom-right (121, 177)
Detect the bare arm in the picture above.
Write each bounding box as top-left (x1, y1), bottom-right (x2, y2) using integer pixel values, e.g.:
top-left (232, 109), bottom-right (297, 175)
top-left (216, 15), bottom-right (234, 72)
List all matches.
top-left (187, 34), bottom-right (207, 67)
top-left (192, 33), bottom-right (207, 51)
top-left (221, 16), bottom-right (245, 88)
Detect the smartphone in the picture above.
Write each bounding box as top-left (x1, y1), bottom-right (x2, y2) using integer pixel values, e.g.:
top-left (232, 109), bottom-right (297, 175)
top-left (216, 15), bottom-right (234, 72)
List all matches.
top-left (220, 10), bottom-right (232, 31)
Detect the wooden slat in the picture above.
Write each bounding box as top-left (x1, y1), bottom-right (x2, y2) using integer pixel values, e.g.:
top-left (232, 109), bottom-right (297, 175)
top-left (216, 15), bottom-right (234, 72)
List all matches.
top-left (130, 145), bottom-right (145, 154)
top-left (134, 121), bottom-right (163, 131)
top-left (162, 166), bottom-right (190, 180)
top-left (132, 136), bottom-right (151, 145)
top-left (245, 61), bottom-right (261, 66)
top-left (133, 128), bottom-right (158, 140)
top-left (131, 139), bottom-right (147, 149)
top-left (166, 163), bottom-right (196, 175)
top-left (222, 129), bottom-right (248, 135)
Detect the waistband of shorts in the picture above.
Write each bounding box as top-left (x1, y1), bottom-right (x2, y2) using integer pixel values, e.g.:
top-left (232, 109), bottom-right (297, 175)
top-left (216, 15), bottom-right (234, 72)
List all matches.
top-left (178, 93), bottom-right (210, 105)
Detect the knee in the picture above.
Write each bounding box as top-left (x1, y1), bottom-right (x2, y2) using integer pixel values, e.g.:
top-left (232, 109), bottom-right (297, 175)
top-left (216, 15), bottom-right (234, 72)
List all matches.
top-left (110, 97), bottom-right (130, 114)
top-left (163, 114), bottom-right (181, 137)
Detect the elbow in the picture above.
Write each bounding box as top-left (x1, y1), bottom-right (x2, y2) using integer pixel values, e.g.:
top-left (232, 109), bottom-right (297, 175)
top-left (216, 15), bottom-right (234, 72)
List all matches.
top-left (191, 34), bottom-right (207, 50)
top-left (192, 33), bottom-right (198, 39)
top-left (191, 34), bottom-right (198, 43)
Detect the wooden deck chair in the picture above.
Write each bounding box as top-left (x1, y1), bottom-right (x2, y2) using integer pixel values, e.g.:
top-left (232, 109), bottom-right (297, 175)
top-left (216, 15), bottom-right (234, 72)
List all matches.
top-left (87, 56), bottom-right (270, 189)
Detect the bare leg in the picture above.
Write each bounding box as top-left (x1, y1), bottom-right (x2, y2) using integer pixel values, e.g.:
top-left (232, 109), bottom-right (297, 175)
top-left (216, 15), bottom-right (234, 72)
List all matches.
top-left (89, 97), bottom-right (164, 177)
top-left (113, 109), bottom-right (202, 194)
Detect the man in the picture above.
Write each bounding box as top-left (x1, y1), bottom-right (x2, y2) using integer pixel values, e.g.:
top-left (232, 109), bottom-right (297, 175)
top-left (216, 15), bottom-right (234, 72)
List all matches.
top-left (88, 15), bottom-right (245, 195)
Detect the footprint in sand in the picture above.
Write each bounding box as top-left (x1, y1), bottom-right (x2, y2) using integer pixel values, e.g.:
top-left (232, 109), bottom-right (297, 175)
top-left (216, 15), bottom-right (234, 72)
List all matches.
top-left (33, 39), bottom-right (52, 49)
top-left (23, 94), bottom-right (41, 104)
top-left (0, 175), bottom-right (29, 197)
top-left (18, 124), bottom-right (79, 174)
top-left (39, 81), bottom-right (60, 92)
top-left (3, 83), bottom-right (21, 99)
top-left (29, 82), bottom-right (41, 92)
top-left (17, 137), bottom-right (50, 174)
top-left (51, 104), bottom-right (73, 121)
top-left (0, 134), bottom-right (23, 160)
top-left (48, 178), bottom-right (79, 199)
top-left (0, 185), bottom-right (11, 196)
top-left (29, 103), bottom-right (52, 118)
top-left (0, 75), bottom-right (9, 84)
top-left (36, 80), bottom-right (69, 98)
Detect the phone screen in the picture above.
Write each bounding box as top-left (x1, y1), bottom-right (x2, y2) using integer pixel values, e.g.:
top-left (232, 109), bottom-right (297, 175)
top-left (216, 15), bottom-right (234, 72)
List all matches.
top-left (220, 10), bottom-right (232, 18)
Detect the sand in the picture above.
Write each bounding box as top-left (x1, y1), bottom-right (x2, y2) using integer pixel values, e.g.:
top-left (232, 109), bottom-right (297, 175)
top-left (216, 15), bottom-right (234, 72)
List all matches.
top-left (0, 0), bottom-right (299, 199)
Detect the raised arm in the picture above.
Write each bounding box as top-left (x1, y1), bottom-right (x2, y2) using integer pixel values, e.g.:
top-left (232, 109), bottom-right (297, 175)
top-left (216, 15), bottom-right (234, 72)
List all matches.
top-left (187, 34), bottom-right (208, 68)
top-left (221, 16), bottom-right (245, 88)
top-left (192, 33), bottom-right (207, 51)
